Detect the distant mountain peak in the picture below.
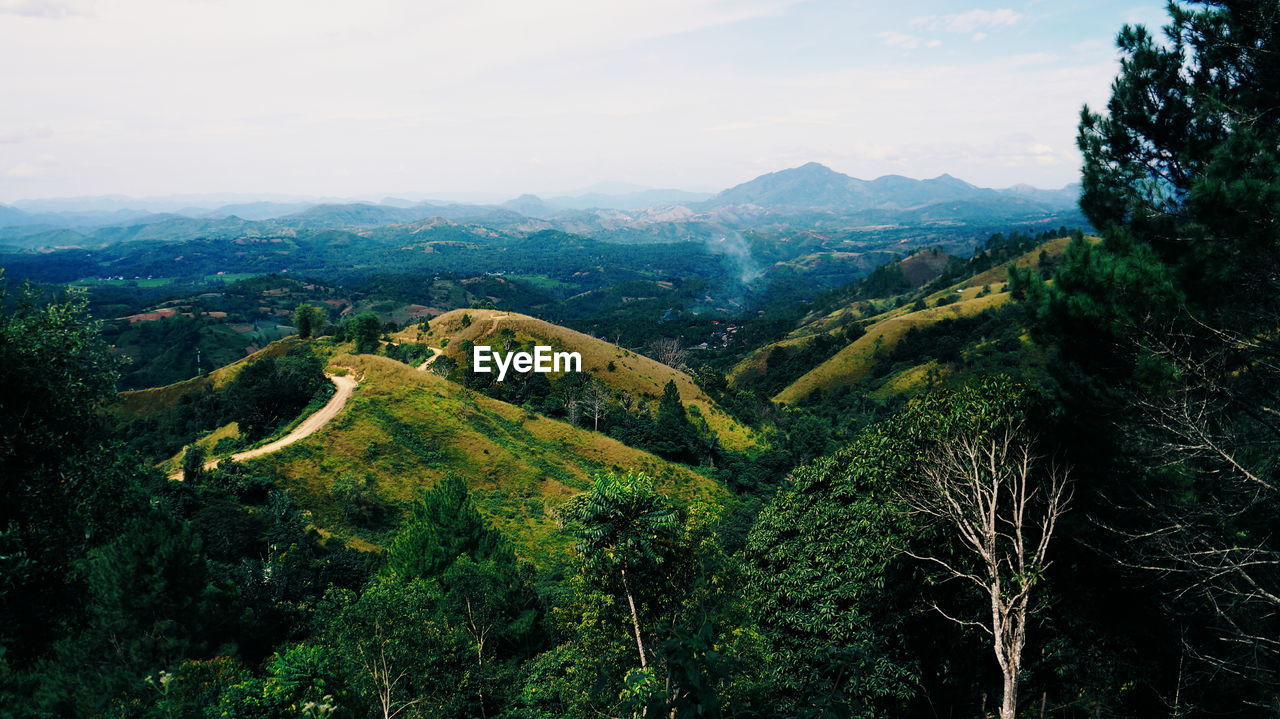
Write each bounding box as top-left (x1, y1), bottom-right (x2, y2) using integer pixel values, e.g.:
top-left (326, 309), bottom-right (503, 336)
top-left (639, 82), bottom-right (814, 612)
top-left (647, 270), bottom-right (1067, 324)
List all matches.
top-left (501, 193), bottom-right (554, 218)
top-left (777, 162), bottom-right (846, 179)
top-left (700, 163), bottom-right (1072, 214)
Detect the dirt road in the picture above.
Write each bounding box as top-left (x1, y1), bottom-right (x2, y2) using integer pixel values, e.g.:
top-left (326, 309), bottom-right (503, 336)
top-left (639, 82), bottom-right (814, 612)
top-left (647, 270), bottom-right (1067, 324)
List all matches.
top-left (173, 372), bottom-right (357, 480)
top-left (416, 347), bottom-right (443, 371)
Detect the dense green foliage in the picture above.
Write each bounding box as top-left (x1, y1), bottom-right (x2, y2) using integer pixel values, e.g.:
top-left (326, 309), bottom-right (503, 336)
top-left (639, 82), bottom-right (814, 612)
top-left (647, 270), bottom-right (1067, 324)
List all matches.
top-left (1005, 1), bottom-right (1280, 713)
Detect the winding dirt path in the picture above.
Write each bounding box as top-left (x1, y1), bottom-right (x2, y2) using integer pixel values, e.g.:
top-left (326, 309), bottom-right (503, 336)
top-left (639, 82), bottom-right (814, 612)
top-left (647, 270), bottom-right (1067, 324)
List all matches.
top-left (173, 372), bottom-right (357, 480)
top-left (416, 347), bottom-right (443, 371)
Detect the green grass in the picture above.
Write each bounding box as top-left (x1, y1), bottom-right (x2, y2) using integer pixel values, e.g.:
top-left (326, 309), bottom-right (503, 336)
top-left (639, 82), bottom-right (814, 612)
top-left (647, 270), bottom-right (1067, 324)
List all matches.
top-left (244, 354), bottom-right (728, 565)
top-left (204, 272), bottom-right (259, 283)
top-left (398, 309), bottom-right (763, 452)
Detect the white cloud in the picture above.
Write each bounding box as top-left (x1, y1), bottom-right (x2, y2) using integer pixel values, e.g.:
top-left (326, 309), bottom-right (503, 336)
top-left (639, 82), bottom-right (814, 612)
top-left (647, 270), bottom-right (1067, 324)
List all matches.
top-left (6, 160), bottom-right (51, 178)
top-left (912, 8), bottom-right (1023, 33)
top-left (878, 31), bottom-right (925, 49)
top-left (877, 31), bottom-right (941, 50)
top-left (0, 0), bottom-right (1122, 197)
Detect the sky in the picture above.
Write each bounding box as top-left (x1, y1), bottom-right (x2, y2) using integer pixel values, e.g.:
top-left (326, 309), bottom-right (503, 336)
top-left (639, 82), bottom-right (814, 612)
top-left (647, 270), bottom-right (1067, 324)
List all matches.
top-left (0, 0), bottom-right (1171, 203)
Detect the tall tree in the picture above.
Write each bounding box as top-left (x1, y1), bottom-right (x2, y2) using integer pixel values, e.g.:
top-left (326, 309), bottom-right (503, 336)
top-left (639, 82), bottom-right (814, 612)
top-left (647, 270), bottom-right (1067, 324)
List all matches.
top-left (0, 281), bottom-right (144, 663)
top-left (382, 475), bottom-right (538, 717)
top-left (901, 420), bottom-right (1070, 719)
top-left (386, 475), bottom-right (509, 580)
top-left (563, 472), bottom-right (678, 669)
top-left (648, 338), bottom-right (689, 370)
top-left (580, 379), bottom-right (609, 432)
top-left (744, 379), bottom-right (1060, 718)
top-left (323, 578), bottom-right (462, 719)
top-left (650, 380), bottom-right (696, 462)
top-left (48, 511), bottom-right (227, 715)
top-left (1013, 1), bottom-right (1280, 710)
top-left (356, 313), bottom-right (383, 354)
top-left (293, 303), bottom-right (325, 339)
top-left (181, 444), bottom-right (208, 484)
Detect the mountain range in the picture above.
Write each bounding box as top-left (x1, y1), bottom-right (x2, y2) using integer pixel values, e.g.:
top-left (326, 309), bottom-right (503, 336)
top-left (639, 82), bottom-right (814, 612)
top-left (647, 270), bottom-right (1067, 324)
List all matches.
top-left (0, 163), bottom-right (1082, 250)
top-left (701, 162), bottom-right (1078, 212)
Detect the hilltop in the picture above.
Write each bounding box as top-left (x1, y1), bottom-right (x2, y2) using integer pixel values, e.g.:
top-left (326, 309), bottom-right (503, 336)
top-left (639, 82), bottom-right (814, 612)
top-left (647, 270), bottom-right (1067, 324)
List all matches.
top-left (116, 336), bottom-right (307, 417)
top-left (397, 308), bottom-right (762, 452)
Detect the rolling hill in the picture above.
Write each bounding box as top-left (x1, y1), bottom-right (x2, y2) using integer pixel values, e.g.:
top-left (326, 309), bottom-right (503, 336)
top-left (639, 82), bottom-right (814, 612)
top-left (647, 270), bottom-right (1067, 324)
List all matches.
top-left (238, 353), bottom-right (728, 563)
top-left (773, 292), bottom-right (1012, 403)
top-left (727, 248), bottom-right (958, 387)
top-left (115, 336), bottom-right (308, 417)
top-left (397, 308), bottom-right (762, 452)
top-left (733, 236), bottom-right (1078, 403)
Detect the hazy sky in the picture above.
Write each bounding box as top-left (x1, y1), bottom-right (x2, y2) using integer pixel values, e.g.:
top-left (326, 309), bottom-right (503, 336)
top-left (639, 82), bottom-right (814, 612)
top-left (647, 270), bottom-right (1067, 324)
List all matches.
top-left (0, 0), bottom-right (1169, 202)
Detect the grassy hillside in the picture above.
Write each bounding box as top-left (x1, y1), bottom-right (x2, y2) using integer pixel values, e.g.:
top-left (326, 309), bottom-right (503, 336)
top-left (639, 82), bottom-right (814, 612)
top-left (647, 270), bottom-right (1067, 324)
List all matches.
top-left (397, 308), bottom-right (761, 451)
top-left (773, 292), bottom-right (1012, 403)
top-left (243, 353), bottom-right (728, 564)
top-left (727, 248), bottom-right (957, 386)
top-left (765, 237), bottom-right (1076, 403)
top-left (115, 336), bottom-right (306, 417)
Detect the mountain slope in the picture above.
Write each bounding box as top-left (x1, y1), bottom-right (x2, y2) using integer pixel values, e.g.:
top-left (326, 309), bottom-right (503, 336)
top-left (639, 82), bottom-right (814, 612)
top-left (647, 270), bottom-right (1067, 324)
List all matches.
top-left (399, 309), bottom-right (762, 451)
top-left (115, 337), bottom-right (307, 417)
top-left (773, 292), bottom-right (1012, 403)
top-left (248, 353), bottom-right (727, 562)
top-left (769, 237), bottom-right (1076, 402)
top-left (727, 248), bottom-right (957, 386)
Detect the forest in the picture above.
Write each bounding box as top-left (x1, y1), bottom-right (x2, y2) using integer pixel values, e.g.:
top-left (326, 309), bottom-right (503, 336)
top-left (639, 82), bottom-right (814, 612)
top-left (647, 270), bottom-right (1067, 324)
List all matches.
top-left (2, 2), bottom-right (1278, 717)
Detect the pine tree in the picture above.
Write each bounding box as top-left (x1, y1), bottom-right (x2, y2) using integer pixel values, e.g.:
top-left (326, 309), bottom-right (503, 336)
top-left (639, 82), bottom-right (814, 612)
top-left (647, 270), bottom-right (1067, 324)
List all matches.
top-left (1013, 1), bottom-right (1280, 709)
top-left (386, 475), bottom-right (512, 580)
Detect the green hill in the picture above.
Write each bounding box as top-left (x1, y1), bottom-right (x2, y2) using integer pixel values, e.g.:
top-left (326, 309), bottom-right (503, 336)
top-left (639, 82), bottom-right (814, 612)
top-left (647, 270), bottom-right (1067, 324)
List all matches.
top-left (753, 237), bottom-right (1076, 403)
top-left (236, 353), bottom-right (728, 563)
top-left (727, 248), bottom-right (957, 387)
top-left (398, 308), bottom-right (762, 452)
top-left (115, 336), bottom-right (307, 418)
top-left (774, 292), bottom-right (1011, 403)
